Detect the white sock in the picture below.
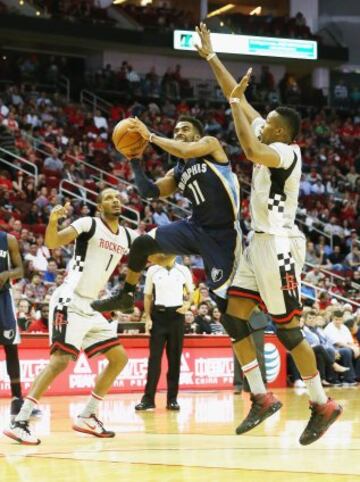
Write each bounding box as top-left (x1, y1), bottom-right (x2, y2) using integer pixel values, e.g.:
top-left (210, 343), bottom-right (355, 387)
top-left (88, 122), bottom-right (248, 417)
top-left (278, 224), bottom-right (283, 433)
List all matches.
top-left (15, 396), bottom-right (38, 422)
top-left (80, 392), bottom-right (103, 418)
top-left (303, 372), bottom-right (328, 405)
top-left (242, 359), bottom-right (267, 395)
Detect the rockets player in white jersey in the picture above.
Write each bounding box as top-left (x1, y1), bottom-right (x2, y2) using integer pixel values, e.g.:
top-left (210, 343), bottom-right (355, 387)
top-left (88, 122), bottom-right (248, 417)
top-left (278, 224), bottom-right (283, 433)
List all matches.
top-left (4, 188), bottom-right (136, 445)
top-left (196, 23), bottom-right (342, 445)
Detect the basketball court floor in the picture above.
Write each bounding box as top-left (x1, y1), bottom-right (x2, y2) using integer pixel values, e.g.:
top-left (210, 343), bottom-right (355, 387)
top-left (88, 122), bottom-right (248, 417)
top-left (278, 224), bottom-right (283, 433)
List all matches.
top-left (1, 388), bottom-right (359, 481)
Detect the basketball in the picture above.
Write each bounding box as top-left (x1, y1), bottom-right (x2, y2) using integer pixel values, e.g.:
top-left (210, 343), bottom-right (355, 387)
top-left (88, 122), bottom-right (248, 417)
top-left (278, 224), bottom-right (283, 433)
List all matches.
top-left (112, 118), bottom-right (148, 159)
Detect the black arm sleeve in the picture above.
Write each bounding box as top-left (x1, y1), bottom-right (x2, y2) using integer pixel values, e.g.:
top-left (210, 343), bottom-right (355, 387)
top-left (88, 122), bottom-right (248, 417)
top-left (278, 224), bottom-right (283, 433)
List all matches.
top-left (130, 158), bottom-right (160, 199)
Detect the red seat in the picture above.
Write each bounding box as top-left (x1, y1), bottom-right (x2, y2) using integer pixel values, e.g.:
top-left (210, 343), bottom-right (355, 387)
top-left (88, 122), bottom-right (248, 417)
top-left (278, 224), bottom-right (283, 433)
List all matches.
top-left (31, 224), bottom-right (46, 235)
top-left (46, 176), bottom-right (60, 188)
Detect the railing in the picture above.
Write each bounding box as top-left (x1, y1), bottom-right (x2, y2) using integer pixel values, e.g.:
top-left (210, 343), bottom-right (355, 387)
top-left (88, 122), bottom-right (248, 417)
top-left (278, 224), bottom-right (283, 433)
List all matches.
top-left (59, 179), bottom-right (140, 228)
top-left (302, 281), bottom-right (360, 308)
top-left (0, 148), bottom-right (38, 186)
top-left (80, 89), bottom-right (113, 115)
top-left (22, 130), bottom-right (191, 219)
top-left (304, 261), bottom-right (359, 284)
top-left (59, 75), bottom-right (70, 102)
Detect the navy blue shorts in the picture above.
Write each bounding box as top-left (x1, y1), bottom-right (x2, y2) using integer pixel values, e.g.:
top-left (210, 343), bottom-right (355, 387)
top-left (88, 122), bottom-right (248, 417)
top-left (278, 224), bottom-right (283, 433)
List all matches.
top-left (0, 290), bottom-right (18, 345)
top-left (155, 219), bottom-right (241, 298)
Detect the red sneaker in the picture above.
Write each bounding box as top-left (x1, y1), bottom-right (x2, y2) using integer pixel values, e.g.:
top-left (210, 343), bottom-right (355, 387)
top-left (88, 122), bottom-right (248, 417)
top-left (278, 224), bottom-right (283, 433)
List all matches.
top-left (299, 398), bottom-right (343, 446)
top-left (236, 392), bottom-right (283, 435)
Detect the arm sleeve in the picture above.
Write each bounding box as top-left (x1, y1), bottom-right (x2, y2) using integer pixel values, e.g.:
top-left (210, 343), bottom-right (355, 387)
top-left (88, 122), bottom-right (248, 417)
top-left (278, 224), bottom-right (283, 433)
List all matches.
top-left (251, 117), bottom-right (265, 138)
top-left (130, 158), bottom-right (160, 199)
top-left (70, 216), bottom-right (93, 235)
top-left (268, 142), bottom-right (297, 169)
top-left (125, 228), bottom-right (139, 246)
top-left (144, 267), bottom-right (154, 295)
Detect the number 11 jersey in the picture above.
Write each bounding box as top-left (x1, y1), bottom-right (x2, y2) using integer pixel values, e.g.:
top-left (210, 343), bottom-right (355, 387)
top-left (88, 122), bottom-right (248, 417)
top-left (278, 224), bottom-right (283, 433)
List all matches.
top-left (174, 156), bottom-right (240, 228)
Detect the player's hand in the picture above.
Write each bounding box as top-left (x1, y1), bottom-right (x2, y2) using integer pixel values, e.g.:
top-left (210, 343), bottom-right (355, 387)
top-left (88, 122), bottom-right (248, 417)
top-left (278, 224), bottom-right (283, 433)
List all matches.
top-left (49, 202), bottom-right (71, 223)
top-left (145, 316), bottom-right (153, 333)
top-left (194, 22), bottom-right (214, 59)
top-left (230, 68), bottom-right (252, 99)
top-left (128, 117), bottom-right (151, 141)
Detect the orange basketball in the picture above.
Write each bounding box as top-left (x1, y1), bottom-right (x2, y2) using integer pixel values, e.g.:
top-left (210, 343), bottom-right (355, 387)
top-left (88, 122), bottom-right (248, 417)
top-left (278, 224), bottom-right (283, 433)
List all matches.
top-left (112, 118), bottom-right (148, 159)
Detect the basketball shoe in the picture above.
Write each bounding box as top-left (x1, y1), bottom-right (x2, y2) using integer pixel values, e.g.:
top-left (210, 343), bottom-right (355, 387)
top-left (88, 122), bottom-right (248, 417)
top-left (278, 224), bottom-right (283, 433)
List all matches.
top-left (72, 414), bottom-right (115, 438)
top-left (299, 398), bottom-right (343, 445)
top-left (236, 392), bottom-right (283, 435)
top-left (91, 291), bottom-right (134, 314)
top-left (3, 420), bottom-right (40, 445)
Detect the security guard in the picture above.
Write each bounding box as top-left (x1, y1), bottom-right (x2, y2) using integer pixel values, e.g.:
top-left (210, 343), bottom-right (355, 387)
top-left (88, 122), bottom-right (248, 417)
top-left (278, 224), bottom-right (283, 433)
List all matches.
top-left (135, 254), bottom-right (193, 411)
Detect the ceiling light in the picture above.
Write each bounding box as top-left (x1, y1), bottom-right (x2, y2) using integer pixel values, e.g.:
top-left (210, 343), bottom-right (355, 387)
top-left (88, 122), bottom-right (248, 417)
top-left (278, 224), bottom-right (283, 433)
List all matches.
top-left (250, 6), bottom-right (262, 16)
top-left (113, 0), bottom-right (127, 4)
top-left (207, 4), bottom-right (234, 19)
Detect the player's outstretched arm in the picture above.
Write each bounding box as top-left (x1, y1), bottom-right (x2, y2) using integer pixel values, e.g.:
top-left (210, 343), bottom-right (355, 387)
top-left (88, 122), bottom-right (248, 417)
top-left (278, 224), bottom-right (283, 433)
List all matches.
top-left (195, 22), bottom-right (260, 123)
top-left (229, 72), bottom-right (281, 168)
top-left (128, 118), bottom-right (222, 160)
top-left (45, 203), bottom-right (78, 249)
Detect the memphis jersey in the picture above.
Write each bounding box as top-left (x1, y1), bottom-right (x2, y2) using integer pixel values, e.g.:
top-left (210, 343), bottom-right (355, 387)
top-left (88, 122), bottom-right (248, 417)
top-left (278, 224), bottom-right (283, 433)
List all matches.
top-left (173, 156), bottom-right (240, 227)
top-left (250, 117), bottom-right (303, 236)
top-left (0, 232), bottom-right (10, 293)
top-left (63, 217), bottom-right (137, 299)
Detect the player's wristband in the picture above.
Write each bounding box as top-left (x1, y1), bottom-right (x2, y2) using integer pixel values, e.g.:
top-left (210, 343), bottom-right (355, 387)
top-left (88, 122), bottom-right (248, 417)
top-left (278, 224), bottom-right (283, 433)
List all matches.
top-left (229, 97), bottom-right (241, 105)
top-left (149, 133), bottom-right (155, 143)
top-left (206, 53), bottom-right (217, 62)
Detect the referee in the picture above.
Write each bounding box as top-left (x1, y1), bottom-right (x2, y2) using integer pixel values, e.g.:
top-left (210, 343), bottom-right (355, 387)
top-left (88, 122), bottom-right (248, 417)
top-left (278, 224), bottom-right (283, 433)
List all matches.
top-left (135, 254), bottom-right (193, 411)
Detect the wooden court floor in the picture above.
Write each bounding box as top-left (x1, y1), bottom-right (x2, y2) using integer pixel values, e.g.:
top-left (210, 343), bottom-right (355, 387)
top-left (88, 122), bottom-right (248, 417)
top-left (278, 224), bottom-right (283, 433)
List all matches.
top-left (1, 388), bottom-right (359, 482)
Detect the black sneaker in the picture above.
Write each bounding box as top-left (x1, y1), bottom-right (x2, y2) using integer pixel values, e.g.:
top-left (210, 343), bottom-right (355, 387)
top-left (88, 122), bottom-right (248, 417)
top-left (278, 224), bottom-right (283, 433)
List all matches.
top-left (135, 400), bottom-right (155, 411)
top-left (166, 400), bottom-right (180, 411)
top-left (10, 398), bottom-right (42, 422)
top-left (236, 392), bottom-right (283, 435)
top-left (91, 291), bottom-right (134, 314)
top-left (299, 398), bottom-right (343, 446)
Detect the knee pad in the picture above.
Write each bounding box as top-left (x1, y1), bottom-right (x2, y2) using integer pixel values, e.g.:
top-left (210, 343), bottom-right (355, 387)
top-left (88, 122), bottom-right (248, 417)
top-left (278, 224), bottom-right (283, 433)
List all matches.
top-left (276, 327), bottom-right (304, 351)
top-left (128, 235), bottom-right (162, 272)
top-left (221, 314), bottom-right (251, 342)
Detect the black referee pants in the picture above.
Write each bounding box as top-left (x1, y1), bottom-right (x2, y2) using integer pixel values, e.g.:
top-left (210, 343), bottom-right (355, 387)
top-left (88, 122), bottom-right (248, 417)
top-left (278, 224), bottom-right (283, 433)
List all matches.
top-left (143, 309), bottom-right (185, 403)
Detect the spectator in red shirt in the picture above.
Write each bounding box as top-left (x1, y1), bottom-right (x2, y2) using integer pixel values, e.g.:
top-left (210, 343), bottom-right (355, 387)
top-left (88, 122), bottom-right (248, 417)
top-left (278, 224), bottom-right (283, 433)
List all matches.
top-left (27, 304), bottom-right (49, 333)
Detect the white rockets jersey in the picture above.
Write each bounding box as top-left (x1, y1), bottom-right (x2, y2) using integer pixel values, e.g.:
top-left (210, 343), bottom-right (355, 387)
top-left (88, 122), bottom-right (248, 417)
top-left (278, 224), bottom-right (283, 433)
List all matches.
top-left (250, 117), bottom-right (303, 237)
top-left (63, 217), bottom-right (137, 299)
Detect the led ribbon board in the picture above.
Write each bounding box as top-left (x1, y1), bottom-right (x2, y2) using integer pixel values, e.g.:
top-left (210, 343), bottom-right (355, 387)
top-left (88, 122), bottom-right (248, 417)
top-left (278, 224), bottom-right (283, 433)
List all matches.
top-left (174, 30), bottom-right (317, 60)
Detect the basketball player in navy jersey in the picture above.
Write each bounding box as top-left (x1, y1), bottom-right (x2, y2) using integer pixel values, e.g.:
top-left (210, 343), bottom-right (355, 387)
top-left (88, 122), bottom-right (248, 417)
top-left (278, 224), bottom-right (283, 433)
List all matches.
top-left (91, 115), bottom-right (242, 314)
top-left (0, 231), bottom-right (36, 420)
top-left (195, 22), bottom-right (342, 445)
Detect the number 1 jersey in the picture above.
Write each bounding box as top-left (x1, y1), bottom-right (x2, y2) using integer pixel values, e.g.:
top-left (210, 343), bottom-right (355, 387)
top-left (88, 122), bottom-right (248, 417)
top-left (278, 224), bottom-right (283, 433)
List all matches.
top-left (63, 217), bottom-right (137, 299)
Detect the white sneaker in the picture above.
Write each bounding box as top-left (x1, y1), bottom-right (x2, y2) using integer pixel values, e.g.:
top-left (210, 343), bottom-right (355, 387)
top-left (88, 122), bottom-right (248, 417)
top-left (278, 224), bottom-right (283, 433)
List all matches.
top-left (294, 379), bottom-right (306, 388)
top-left (3, 421), bottom-right (41, 445)
top-left (72, 414), bottom-right (115, 438)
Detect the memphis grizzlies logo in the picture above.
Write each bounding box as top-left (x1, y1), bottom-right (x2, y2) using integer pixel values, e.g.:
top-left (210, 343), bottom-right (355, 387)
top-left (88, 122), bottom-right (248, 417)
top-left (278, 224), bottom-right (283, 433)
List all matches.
top-left (211, 267), bottom-right (223, 283)
top-left (264, 342), bottom-right (281, 383)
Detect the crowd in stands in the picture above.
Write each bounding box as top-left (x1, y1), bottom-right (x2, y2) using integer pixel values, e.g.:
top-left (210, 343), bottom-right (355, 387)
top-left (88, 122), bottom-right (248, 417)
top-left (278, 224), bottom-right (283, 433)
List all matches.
top-left (1, 0), bottom-right (318, 43)
top-left (223, 11), bottom-right (317, 41)
top-left (0, 61), bottom-right (359, 383)
top-left (1, 0), bottom-right (115, 25)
